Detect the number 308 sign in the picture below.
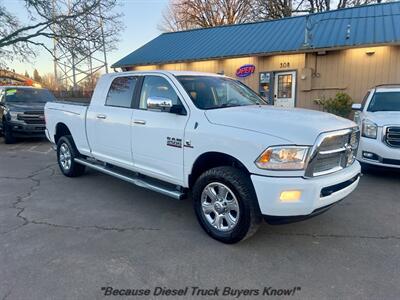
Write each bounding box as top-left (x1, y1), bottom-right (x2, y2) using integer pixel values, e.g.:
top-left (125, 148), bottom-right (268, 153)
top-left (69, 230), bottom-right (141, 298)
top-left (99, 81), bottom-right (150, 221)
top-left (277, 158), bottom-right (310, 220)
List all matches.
top-left (236, 64), bottom-right (255, 78)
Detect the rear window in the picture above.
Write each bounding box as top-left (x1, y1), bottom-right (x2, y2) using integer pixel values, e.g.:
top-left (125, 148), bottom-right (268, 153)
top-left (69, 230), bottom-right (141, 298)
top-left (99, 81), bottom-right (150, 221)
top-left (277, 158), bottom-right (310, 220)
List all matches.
top-left (5, 88), bottom-right (56, 103)
top-left (368, 92), bottom-right (400, 112)
top-left (106, 76), bottom-right (137, 108)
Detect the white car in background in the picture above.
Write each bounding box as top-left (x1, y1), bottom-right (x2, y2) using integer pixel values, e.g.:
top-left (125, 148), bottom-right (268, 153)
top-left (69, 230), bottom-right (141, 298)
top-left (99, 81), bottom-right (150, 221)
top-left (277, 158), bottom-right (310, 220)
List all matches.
top-left (353, 85), bottom-right (400, 169)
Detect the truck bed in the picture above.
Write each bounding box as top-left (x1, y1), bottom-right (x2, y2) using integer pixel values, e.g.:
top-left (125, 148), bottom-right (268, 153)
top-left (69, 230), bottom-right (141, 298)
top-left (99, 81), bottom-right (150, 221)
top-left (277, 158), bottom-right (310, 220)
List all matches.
top-left (45, 101), bottom-right (91, 156)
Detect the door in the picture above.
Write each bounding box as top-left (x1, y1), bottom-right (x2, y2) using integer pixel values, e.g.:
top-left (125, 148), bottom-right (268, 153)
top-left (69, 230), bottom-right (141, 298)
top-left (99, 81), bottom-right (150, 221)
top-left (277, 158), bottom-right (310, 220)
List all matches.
top-left (86, 76), bottom-right (138, 166)
top-left (274, 71), bottom-right (296, 108)
top-left (131, 75), bottom-right (188, 184)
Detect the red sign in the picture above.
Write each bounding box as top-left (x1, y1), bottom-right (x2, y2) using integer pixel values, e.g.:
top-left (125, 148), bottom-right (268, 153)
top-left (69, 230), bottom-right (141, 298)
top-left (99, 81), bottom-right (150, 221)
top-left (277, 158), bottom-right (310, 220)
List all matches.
top-left (236, 64), bottom-right (255, 78)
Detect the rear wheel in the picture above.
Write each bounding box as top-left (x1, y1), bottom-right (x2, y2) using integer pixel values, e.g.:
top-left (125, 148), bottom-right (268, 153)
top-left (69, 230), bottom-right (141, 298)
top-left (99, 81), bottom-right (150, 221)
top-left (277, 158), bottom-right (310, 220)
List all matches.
top-left (193, 166), bottom-right (262, 244)
top-left (57, 135), bottom-right (85, 177)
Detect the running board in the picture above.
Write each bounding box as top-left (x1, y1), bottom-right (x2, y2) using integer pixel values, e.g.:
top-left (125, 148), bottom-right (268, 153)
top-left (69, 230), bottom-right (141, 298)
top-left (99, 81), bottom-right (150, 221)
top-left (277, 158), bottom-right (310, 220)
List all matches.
top-left (74, 158), bottom-right (186, 200)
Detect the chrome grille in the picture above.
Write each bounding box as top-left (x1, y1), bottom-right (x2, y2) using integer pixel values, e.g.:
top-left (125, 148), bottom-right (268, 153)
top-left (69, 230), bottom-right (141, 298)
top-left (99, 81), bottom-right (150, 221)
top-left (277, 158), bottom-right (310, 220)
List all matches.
top-left (305, 128), bottom-right (360, 178)
top-left (318, 134), bottom-right (348, 152)
top-left (312, 153), bottom-right (343, 174)
top-left (17, 111), bottom-right (45, 124)
top-left (384, 127), bottom-right (400, 148)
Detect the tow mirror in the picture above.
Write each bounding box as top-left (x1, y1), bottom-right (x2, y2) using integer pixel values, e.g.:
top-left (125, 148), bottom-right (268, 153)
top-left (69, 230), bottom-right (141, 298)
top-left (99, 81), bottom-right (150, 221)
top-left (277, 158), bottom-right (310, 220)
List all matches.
top-left (352, 103), bottom-right (362, 111)
top-left (147, 97), bottom-right (173, 112)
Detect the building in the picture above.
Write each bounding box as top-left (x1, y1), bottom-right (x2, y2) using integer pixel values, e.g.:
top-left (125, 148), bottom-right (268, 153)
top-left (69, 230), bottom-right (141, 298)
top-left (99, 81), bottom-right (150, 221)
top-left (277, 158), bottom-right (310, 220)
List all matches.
top-left (112, 2), bottom-right (400, 109)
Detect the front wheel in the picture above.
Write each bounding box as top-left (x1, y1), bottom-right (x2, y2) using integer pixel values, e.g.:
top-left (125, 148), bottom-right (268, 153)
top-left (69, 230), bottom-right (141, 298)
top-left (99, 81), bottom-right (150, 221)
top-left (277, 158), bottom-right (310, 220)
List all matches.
top-left (193, 166), bottom-right (262, 244)
top-left (57, 136), bottom-right (85, 177)
top-left (3, 121), bottom-right (16, 144)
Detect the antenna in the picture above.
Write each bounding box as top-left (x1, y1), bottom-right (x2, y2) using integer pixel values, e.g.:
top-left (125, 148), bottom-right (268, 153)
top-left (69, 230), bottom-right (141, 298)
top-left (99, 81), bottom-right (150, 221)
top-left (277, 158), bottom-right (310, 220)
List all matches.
top-left (303, 15), bottom-right (313, 48)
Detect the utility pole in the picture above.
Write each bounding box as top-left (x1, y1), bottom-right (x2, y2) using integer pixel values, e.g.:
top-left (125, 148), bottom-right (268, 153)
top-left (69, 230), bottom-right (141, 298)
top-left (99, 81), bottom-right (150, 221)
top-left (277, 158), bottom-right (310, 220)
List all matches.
top-left (52, 0), bottom-right (59, 91)
top-left (52, 0), bottom-right (109, 94)
top-left (99, 4), bottom-right (109, 74)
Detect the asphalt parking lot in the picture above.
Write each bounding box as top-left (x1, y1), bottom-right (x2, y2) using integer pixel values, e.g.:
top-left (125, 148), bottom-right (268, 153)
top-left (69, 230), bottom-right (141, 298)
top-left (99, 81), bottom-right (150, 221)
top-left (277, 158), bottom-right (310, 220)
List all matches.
top-left (0, 139), bottom-right (399, 300)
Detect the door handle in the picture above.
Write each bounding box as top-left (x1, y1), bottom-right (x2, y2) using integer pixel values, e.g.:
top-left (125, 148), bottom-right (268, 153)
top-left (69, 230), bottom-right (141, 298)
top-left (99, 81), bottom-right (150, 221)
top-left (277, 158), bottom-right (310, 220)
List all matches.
top-left (96, 114), bottom-right (107, 119)
top-left (133, 120), bottom-right (146, 125)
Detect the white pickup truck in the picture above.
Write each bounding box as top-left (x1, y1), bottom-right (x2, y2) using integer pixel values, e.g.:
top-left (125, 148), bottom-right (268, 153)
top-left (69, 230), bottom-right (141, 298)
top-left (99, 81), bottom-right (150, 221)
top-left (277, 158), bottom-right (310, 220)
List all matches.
top-left (352, 85), bottom-right (400, 169)
top-left (45, 71), bottom-right (361, 243)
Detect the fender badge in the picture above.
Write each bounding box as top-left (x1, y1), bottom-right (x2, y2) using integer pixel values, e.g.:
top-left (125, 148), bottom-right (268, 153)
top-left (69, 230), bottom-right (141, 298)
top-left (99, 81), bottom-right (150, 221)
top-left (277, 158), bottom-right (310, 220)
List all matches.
top-left (167, 137), bottom-right (182, 148)
top-left (184, 140), bottom-right (193, 148)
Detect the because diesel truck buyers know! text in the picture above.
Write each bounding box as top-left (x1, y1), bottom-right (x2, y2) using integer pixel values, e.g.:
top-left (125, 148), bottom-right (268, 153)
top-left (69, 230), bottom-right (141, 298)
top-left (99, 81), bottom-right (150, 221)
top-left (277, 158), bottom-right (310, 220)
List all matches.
top-left (45, 71), bottom-right (361, 243)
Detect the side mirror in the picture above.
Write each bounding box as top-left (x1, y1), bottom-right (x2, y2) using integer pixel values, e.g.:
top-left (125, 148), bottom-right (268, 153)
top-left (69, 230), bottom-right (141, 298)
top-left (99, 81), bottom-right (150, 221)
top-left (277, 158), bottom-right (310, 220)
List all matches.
top-left (147, 96), bottom-right (173, 112)
top-left (352, 103), bottom-right (362, 111)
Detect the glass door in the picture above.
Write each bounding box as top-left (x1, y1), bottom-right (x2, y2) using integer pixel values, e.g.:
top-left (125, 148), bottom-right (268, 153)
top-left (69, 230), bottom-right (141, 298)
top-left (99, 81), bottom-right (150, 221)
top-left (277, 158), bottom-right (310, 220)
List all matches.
top-left (274, 71), bottom-right (296, 108)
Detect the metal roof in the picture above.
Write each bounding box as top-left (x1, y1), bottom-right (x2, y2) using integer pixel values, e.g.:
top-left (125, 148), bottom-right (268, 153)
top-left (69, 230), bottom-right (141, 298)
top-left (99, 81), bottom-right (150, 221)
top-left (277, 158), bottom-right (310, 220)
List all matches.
top-left (112, 2), bottom-right (400, 68)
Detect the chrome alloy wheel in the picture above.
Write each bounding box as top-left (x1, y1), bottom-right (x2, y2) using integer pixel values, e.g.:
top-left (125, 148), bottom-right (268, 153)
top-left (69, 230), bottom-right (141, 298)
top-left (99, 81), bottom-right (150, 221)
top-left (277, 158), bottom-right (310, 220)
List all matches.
top-left (59, 143), bottom-right (72, 171)
top-left (201, 182), bottom-right (240, 231)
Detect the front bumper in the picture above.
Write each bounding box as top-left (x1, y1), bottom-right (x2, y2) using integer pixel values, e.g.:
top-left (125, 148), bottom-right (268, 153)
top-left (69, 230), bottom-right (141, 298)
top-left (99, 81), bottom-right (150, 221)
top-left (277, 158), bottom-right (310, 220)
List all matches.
top-left (357, 136), bottom-right (400, 168)
top-left (8, 121), bottom-right (46, 137)
top-left (251, 162), bottom-right (361, 217)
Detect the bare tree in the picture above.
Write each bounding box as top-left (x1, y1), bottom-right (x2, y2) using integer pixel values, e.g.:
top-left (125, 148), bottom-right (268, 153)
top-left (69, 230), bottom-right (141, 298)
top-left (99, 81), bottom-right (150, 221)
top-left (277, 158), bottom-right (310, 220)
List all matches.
top-left (79, 71), bottom-right (101, 93)
top-left (41, 73), bottom-right (60, 90)
top-left (250, 0), bottom-right (295, 20)
top-left (160, 0), bottom-right (254, 32)
top-left (0, 0), bottom-right (122, 67)
top-left (33, 68), bottom-right (42, 82)
top-left (252, 0), bottom-right (385, 19)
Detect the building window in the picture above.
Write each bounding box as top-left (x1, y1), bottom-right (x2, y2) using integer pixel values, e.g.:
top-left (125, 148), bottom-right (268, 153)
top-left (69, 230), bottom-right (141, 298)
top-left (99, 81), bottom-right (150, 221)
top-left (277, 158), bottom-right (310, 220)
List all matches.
top-left (277, 74), bottom-right (293, 98)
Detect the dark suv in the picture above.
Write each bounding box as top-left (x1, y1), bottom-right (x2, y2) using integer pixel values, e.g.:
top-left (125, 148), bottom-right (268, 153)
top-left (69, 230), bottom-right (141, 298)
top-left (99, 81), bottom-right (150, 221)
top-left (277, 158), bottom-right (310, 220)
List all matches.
top-left (0, 86), bottom-right (56, 144)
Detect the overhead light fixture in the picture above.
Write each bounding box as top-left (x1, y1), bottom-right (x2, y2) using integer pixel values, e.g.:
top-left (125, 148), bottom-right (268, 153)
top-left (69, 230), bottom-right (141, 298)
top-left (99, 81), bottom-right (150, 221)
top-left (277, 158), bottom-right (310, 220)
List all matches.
top-left (366, 49), bottom-right (375, 56)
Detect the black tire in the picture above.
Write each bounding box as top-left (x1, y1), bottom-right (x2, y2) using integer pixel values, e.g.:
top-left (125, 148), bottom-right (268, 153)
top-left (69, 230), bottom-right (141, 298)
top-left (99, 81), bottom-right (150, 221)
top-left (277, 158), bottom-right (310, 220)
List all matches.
top-left (2, 121), bottom-right (16, 144)
top-left (360, 162), bottom-right (372, 173)
top-left (57, 135), bottom-right (86, 177)
top-left (193, 166), bottom-right (262, 244)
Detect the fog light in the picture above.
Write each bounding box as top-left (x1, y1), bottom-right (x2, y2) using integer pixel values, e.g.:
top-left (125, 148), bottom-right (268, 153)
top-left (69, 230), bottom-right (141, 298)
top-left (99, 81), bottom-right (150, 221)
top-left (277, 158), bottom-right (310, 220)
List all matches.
top-left (363, 151), bottom-right (378, 160)
top-left (280, 191), bottom-right (302, 202)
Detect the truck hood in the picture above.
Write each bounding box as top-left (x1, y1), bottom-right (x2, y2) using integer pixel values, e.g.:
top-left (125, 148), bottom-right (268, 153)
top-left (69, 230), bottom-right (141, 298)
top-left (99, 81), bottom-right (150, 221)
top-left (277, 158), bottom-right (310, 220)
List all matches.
top-left (205, 105), bottom-right (356, 145)
top-left (6, 102), bottom-right (46, 112)
top-left (363, 111), bottom-right (400, 126)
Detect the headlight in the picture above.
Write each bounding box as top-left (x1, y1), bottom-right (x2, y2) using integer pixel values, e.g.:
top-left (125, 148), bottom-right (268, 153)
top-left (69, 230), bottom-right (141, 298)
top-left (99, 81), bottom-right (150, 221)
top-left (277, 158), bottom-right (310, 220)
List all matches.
top-left (255, 146), bottom-right (310, 170)
top-left (350, 128), bottom-right (360, 149)
top-left (353, 111), bottom-right (361, 125)
top-left (9, 111), bottom-right (19, 121)
top-left (362, 119), bottom-right (377, 139)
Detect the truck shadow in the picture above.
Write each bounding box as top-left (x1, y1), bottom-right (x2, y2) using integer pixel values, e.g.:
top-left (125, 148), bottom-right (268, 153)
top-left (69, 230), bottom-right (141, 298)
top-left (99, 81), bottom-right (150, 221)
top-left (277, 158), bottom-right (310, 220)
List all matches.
top-left (361, 165), bottom-right (400, 179)
top-left (0, 137), bottom-right (48, 144)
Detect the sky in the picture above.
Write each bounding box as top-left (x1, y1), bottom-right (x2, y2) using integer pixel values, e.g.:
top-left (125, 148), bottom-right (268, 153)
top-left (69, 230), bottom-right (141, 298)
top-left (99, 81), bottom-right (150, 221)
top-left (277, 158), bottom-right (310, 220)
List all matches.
top-left (5, 0), bottom-right (169, 77)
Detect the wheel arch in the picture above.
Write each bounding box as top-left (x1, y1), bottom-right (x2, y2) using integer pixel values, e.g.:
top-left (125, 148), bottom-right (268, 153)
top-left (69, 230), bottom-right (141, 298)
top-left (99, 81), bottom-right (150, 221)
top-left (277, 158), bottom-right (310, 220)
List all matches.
top-left (54, 122), bottom-right (72, 144)
top-left (189, 152), bottom-right (250, 188)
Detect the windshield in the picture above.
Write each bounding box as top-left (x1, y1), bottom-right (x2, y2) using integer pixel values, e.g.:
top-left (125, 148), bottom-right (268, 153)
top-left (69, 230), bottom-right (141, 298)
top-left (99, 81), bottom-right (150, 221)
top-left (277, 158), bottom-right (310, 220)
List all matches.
top-left (368, 92), bottom-right (400, 112)
top-left (5, 88), bottom-right (56, 103)
top-left (177, 76), bottom-right (266, 109)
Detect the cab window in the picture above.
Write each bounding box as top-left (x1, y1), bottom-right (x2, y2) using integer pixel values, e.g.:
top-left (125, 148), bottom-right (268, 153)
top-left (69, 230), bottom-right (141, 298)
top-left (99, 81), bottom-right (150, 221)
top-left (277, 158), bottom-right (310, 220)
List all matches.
top-left (139, 76), bottom-right (180, 110)
top-left (106, 76), bottom-right (137, 108)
